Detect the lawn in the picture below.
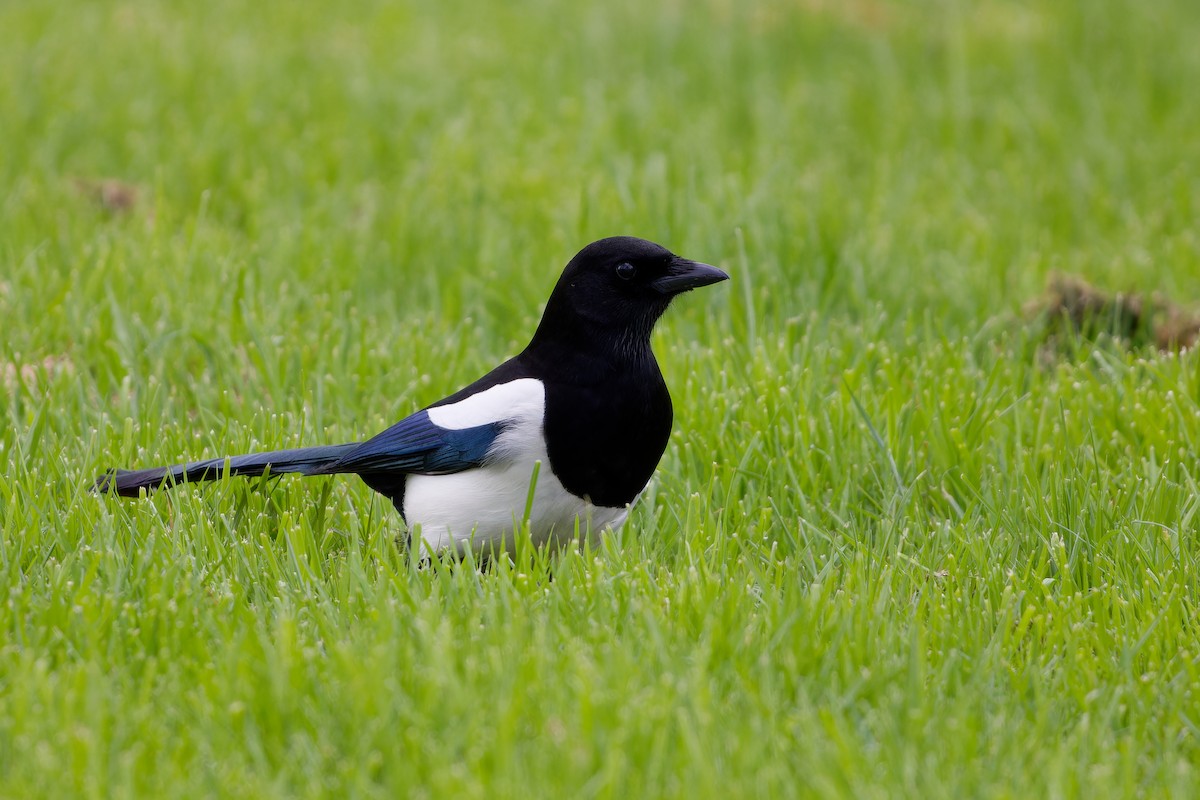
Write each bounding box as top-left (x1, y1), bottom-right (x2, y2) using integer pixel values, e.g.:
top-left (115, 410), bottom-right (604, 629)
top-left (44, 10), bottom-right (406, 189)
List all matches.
top-left (4, 0), bottom-right (1200, 796)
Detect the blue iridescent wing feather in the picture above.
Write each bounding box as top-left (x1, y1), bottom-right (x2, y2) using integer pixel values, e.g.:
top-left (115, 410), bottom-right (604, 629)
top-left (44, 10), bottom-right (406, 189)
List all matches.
top-left (323, 410), bottom-right (502, 475)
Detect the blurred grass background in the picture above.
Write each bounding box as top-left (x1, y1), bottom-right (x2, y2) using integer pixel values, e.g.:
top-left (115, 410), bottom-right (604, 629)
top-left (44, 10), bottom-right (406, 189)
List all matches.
top-left (3, 0), bottom-right (1200, 796)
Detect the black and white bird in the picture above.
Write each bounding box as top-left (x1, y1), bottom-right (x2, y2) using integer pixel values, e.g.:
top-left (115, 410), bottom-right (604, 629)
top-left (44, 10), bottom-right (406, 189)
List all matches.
top-left (95, 236), bottom-right (729, 557)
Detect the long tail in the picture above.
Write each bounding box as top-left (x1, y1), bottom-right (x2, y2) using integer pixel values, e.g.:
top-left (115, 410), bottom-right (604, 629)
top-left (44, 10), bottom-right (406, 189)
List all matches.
top-left (93, 443), bottom-right (360, 497)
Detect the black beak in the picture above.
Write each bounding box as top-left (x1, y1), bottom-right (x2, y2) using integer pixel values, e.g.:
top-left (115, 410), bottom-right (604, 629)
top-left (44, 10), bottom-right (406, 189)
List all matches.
top-left (651, 257), bottom-right (730, 295)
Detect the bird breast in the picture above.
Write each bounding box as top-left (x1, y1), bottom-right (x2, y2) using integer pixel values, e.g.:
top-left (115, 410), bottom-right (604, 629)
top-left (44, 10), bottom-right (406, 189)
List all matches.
top-left (404, 378), bottom-right (630, 557)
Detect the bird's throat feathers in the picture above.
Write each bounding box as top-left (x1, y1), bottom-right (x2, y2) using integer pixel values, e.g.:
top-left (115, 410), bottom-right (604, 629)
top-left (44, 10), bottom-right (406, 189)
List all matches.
top-left (529, 289), bottom-right (669, 365)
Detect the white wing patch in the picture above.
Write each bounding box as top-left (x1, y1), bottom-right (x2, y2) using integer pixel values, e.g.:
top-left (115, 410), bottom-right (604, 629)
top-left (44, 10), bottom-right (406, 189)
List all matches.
top-left (406, 378), bottom-right (631, 557)
top-left (427, 378), bottom-right (545, 430)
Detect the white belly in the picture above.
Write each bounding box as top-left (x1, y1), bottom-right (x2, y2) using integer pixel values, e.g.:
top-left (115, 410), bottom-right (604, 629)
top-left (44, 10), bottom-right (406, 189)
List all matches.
top-left (404, 462), bottom-right (630, 557)
top-left (404, 377), bottom-right (632, 558)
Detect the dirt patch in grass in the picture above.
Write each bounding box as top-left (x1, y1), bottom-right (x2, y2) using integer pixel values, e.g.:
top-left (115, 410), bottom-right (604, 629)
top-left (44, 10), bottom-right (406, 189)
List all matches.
top-left (1024, 273), bottom-right (1200, 354)
top-left (1, 355), bottom-right (76, 393)
top-left (73, 177), bottom-right (140, 214)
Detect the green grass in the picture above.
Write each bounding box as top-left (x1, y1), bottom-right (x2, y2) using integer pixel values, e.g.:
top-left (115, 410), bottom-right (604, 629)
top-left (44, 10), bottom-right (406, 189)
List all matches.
top-left (4, 0), bottom-right (1200, 796)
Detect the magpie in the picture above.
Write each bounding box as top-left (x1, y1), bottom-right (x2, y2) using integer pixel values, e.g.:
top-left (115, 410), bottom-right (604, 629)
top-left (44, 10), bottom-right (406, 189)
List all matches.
top-left (94, 236), bottom-right (729, 557)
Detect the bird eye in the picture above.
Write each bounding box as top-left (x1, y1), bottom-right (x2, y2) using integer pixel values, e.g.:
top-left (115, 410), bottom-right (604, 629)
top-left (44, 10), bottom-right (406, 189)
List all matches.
top-left (616, 262), bottom-right (637, 280)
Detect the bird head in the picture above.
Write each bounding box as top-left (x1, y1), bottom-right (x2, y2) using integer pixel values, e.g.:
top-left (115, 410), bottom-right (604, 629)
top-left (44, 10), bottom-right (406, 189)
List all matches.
top-left (531, 236), bottom-right (729, 355)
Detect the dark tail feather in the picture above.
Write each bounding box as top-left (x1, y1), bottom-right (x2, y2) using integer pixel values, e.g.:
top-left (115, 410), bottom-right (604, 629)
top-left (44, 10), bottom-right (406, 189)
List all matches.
top-left (93, 443), bottom-right (360, 497)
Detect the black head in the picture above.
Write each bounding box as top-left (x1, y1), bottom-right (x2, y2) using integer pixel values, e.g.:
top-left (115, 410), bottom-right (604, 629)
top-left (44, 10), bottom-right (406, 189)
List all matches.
top-left (530, 236), bottom-right (729, 354)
